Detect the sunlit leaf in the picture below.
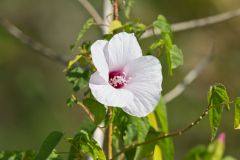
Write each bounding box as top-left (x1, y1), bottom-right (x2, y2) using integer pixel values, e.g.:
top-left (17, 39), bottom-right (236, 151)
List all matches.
top-left (68, 130), bottom-right (106, 160)
top-left (148, 112), bottom-right (158, 130)
top-left (108, 20), bottom-right (122, 33)
top-left (153, 145), bottom-right (162, 160)
top-left (35, 131), bottom-right (63, 160)
top-left (234, 97), bottom-right (240, 129)
top-left (208, 84), bottom-right (230, 140)
top-left (67, 55), bottom-right (82, 70)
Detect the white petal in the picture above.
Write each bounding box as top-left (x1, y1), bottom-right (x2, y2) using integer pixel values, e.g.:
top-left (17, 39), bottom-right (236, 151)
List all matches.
top-left (89, 71), bottom-right (134, 107)
top-left (90, 40), bottom-right (109, 80)
top-left (123, 56), bottom-right (162, 117)
top-left (105, 32), bottom-right (142, 71)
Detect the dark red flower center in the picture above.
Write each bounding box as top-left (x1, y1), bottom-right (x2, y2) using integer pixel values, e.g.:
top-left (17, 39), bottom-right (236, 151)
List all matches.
top-left (109, 70), bottom-right (128, 89)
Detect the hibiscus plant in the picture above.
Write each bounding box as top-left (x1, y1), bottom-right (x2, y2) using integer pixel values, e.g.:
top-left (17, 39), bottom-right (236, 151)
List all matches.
top-left (1, 0), bottom-right (240, 160)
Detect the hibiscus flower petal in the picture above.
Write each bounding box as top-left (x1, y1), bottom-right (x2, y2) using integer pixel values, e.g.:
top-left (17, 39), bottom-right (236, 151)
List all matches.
top-left (90, 40), bottom-right (109, 80)
top-left (123, 56), bottom-right (162, 117)
top-left (89, 71), bottom-right (134, 107)
top-left (105, 32), bottom-right (142, 71)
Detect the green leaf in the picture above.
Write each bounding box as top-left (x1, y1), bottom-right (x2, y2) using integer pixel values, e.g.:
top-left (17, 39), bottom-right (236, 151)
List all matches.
top-left (183, 145), bottom-right (207, 160)
top-left (149, 39), bottom-right (164, 51)
top-left (170, 45), bottom-right (183, 69)
top-left (155, 98), bottom-right (174, 160)
top-left (83, 98), bottom-right (106, 124)
top-left (70, 18), bottom-right (94, 53)
top-left (153, 145), bottom-right (163, 160)
top-left (208, 84), bottom-right (230, 140)
top-left (153, 15), bottom-right (183, 75)
top-left (68, 130), bottom-right (106, 160)
top-left (65, 66), bottom-right (89, 91)
top-left (234, 97), bottom-right (240, 129)
top-left (35, 131), bottom-right (63, 160)
top-left (153, 15), bottom-right (171, 33)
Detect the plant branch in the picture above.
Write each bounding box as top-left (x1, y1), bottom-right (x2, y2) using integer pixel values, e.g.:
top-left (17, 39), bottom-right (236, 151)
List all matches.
top-left (0, 17), bottom-right (70, 65)
top-left (141, 8), bottom-right (240, 39)
top-left (163, 44), bottom-right (214, 103)
top-left (77, 101), bottom-right (104, 133)
top-left (113, 104), bottom-right (212, 159)
top-left (108, 107), bottom-right (113, 160)
top-left (113, 0), bottom-right (119, 20)
top-left (77, 0), bottom-right (105, 32)
top-left (102, 0), bottom-right (113, 34)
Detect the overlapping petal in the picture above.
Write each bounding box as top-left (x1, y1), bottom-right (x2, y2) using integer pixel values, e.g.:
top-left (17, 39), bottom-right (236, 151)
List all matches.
top-left (105, 32), bottom-right (142, 71)
top-left (123, 56), bottom-right (162, 117)
top-left (89, 72), bottom-right (134, 107)
top-left (90, 40), bottom-right (109, 80)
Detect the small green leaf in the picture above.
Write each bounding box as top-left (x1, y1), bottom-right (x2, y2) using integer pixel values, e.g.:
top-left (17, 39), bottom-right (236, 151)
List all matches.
top-left (149, 39), bottom-right (164, 51)
top-left (153, 15), bottom-right (183, 75)
top-left (65, 66), bottom-right (89, 91)
top-left (68, 130), bottom-right (106, 160)
top-left (153, 15), bottom-right (171, 33)
top-left (66, 95), bottom-right (77, 108)
top-left (234, 97), bottom-right (240, 129)
top-left (208, 84), bottom-right (230, 140)
top-left (70, 18), bottom-right (94, 53)
top-left (83, 98), bottom-right (106, 124)
top-left (155, 98), bottom-right (174, 160)
top-left (170, 45), bottom-right (183, 69)
top-left (35, 131), bottom-right (63, 160)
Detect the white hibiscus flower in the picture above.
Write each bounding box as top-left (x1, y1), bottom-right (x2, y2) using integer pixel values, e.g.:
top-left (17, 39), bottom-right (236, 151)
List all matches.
top-left (89, 32), bottom-right (162, 117)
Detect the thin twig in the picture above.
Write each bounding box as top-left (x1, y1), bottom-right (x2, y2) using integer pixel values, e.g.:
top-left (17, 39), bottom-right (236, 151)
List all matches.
top-left (77, 101), bottom-right (95, 122)
top-left (77, 0), bottom-right (104, 32)
top-left (113, 104), bottom-right (212, 159)
top-left (141, 8), bottom-right (240, 39)
top-left (77, 101), bottom-right (105, 133)
top-left (163, 44), bottom-right (214, 103)
top-left (0, 17), bottom-right (70, 65)
top-left (108, 107), bottom-right (113, 160)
